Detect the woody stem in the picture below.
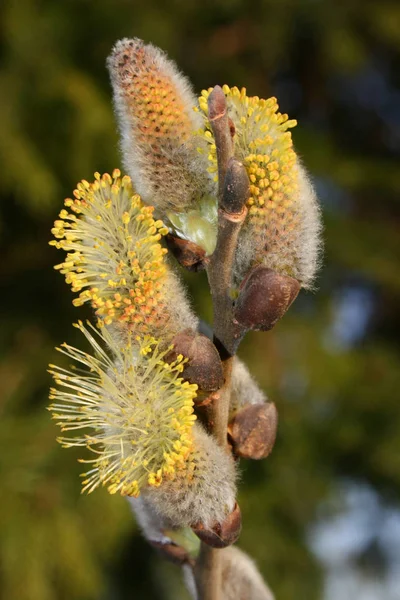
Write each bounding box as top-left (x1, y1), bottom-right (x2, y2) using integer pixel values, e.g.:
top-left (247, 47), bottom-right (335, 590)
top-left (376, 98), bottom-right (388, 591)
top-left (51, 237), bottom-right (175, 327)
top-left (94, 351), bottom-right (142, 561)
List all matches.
top-left (193, 86), bottom-right (249, 600)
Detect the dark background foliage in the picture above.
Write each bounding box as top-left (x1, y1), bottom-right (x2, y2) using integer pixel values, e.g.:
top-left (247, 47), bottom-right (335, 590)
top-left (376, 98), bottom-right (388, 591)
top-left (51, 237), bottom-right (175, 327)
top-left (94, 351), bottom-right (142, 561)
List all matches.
top-left (1, 1), bottom-right (400, 598)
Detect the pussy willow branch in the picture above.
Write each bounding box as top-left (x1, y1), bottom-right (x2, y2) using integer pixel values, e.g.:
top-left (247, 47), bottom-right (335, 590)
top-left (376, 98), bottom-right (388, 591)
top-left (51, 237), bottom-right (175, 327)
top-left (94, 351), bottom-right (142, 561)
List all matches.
top-left (194, 86), bottom-right (249, 600)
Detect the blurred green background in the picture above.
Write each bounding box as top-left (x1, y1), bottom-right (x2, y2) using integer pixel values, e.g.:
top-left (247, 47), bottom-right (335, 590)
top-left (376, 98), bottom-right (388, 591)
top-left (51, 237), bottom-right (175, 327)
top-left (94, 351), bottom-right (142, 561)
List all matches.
top-left (1, 0), bottom-right (400, 598)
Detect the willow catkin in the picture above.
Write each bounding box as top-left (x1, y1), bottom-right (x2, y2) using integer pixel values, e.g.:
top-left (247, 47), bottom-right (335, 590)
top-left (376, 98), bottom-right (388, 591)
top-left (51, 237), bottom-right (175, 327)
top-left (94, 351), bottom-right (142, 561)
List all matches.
top-left (198, 86), bottom-right (322, 289)
top-left (183, 546), bottom-right (275, 600)
top-left (51, 171), bottom-right (198, 344)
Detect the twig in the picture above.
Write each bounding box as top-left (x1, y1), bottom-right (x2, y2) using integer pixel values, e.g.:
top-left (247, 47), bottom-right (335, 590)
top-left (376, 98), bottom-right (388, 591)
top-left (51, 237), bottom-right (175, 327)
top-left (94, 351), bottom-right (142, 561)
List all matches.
top-left (193, 86), bottom-right (249, 600)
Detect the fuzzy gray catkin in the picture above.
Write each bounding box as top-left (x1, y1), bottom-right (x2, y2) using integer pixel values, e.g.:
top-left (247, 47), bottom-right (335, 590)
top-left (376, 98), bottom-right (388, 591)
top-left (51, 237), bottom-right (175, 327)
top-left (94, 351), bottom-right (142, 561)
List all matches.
top-left (183, 546), bottom-right (275, 600)
top-left (230, 356), bottom-right (268, 417)
top-left (107, 39), bottom-right (220, 255)
top-left (128, 496), bottom-right (174, 545)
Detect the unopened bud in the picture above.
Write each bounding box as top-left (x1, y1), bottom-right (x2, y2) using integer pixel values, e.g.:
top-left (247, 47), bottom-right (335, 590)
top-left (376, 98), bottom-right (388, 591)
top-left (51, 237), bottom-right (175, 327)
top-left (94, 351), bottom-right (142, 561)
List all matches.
top-left (228, 403), bottom-right (278, 460)
top-left (234, 266), bottom-right (300, 331)
top-left (208, 85), bottom-right (233, 198)
top-left (221, 158), bottom-right (249, 215)
top-left (192, 502), bottom-right (241, 548)
top-left (208, 85), bottom-right (227, 122)
top-left (167, 329), bottom-right (224, 393)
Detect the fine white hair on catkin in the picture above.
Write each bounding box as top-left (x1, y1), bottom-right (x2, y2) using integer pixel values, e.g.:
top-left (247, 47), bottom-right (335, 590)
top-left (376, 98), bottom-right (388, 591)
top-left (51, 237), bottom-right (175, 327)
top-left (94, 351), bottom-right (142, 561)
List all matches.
top-left (163, 270), bottom-right (199, 338)
top-left (233, 161), bottom-right (322, 290)
top-left (183, 546), bottom-right (275, 600)
top-left (230, 357), bottom-right (267, 417)
top-left (127, 496), bottom-right (175, 545)
top-left (293, 161), bottom-right (323, 290)
top-left (219, 546), bottom-right (275, 600)
top-left (145, 423), bottom-right (237, 529)
top-left (107, 38), bottom-right (212, 213)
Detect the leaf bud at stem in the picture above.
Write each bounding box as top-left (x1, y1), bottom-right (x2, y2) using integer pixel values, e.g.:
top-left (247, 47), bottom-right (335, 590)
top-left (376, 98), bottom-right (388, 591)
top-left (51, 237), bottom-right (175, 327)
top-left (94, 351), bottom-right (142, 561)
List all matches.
top-left (234, 266), bottom-right (300, 331)
top-left (207, 85), bottom-right (234, 199)
top-left (221, 158), bottom-right (250, 216)
top-left (192, 503), bottom-right (242, 548)
top-left (228, 403), bottom-right (278, 460)
top-left (166, 329), bottom-right (224, 393)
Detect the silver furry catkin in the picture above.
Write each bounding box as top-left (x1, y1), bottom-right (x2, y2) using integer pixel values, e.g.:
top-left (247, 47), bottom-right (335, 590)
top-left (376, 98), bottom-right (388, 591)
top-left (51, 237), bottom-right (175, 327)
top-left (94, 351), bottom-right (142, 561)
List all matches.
top-left (145, 423), bottom-right (236, 529)
top-left (183, 546), bottom-right (275, 600)
top-left (128, 496), bottom-right (201, 566)
top-left (128, 495), bottom-right (173, 545)
top-left (229, 357), bottom-right (278, 461)
top-left (230, 356), bottom-right (268, 417)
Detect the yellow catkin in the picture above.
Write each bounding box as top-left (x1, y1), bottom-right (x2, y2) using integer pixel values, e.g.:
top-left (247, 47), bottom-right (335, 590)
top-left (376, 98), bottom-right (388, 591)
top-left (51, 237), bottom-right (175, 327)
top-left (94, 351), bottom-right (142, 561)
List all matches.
top-left (114, 42), bottom-right (193, 173)
top-left (108, 39), bottom-right (211, 213)
top-left (198, 86), bottom-right (300, 259)
top-left (48, 322), bottom-right (198, 497)
top-left (50, 172), bottom-right (172, 334)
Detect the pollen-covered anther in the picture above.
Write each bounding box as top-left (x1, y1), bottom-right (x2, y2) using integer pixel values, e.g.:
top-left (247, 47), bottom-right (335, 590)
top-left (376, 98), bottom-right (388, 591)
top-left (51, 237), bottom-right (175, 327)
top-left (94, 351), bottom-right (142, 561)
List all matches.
top-left (49, 172), bottom-right (185, 336)
top-left (48, 322), bottom-right (198, 497)
top-left (234, 265), bottom-right (300, 331)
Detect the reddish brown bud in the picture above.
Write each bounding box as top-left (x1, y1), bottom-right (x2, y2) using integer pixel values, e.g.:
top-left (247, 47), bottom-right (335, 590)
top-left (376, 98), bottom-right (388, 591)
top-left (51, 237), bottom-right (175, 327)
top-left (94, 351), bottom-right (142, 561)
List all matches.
top-left (208, 85), bottom-right (227, 121)
top-left (208, 85), bottom-right (233, 198)
top-left (222, 158), bottom-right (249, 215)
top-left (148, 540), bottom-right (194, 566)
top-left (228, 403), bottom-right (278, 460)
top-left (192, 503), bottom-right (241, 548)
top-left (234, 266), bottom-right (300, 331)
top-left (166, 329), bottom-right (224, 393)
top-left (166, 233), bottom-right (207, 271)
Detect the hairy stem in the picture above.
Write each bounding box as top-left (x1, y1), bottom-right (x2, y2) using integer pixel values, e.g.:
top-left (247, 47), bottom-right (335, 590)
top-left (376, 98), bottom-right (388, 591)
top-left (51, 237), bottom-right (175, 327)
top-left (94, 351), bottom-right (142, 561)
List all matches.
top-left (193, 86), bottom-right (249, 600)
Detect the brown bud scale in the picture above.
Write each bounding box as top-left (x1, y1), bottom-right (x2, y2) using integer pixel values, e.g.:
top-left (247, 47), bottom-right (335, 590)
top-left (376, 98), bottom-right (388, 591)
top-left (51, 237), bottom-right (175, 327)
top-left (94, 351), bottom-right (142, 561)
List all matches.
top-left (228, 403), bottom-right (278, 460)
top-left (234, 266), bottom-right (300, 331)
top-left (192, 503), bottom-right (241, 548)
top-left (166, 329), bottom-right (224, 393)
top-left (208, 85), bottom-right (227, 121)
top-left (166, 234), bottom-right (208, 272)
top-left (222, 158), bottom-right (250, 215)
